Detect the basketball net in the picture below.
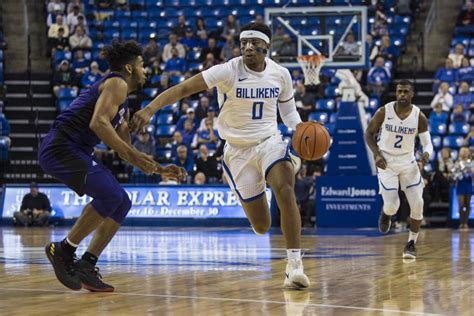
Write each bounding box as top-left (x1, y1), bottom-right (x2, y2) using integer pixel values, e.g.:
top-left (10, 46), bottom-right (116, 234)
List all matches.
top-left (297, 55), bottom-right (326, 86)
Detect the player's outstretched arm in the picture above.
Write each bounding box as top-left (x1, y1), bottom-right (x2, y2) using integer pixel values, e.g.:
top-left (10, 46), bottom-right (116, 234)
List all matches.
top-left (130, 73), bottom-right (209, 133)
top-left (90, 78), bottom-right (157, 174)
top-left (418, 112), bottom-right (433, 164)
top-left (365, 107), bottom-right (387, 169)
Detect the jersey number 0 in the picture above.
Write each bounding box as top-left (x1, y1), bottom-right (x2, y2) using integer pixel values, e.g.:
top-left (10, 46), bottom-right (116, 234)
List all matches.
top-left (252, 102), bottom-right (264, 120)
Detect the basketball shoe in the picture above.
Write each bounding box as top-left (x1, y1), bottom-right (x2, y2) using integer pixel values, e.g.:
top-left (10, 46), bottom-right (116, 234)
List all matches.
top-left (402, 240), bottom-right (417, 259)
top-left (284, 259), bottom-right (310, 289)
top-left (44, 242), bottom-right (82, 290)
top-left (378, 211), bottom-right (392, 233)
top-left (75, 259), bottom-right (114, 292)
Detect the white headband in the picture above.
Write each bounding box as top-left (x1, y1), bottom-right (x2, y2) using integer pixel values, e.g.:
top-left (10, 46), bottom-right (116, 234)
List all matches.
top-left (239, 30), bottom-right (270, 44)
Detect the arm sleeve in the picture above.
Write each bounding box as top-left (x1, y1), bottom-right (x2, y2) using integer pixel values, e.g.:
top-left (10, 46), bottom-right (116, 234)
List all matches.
top-left (201, 61), bottom-right (235, 91)
top-left (419, 131), bottom-right (433, 156)
top-left (279, 98), bottom-right (302, 130)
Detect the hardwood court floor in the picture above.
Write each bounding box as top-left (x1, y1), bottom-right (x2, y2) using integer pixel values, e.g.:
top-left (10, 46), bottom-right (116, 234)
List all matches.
top-left (0, 226), bottom-right (472, 315)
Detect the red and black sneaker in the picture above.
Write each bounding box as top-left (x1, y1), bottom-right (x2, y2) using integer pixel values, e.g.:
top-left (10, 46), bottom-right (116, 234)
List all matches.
top-left (75, 259), bottom-right (114, 292)
top-left (44, 242), bottom-right (82, 290)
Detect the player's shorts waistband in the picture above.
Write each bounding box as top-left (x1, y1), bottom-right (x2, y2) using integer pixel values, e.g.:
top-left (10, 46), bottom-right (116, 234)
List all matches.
top-left (226, 134), bottom-right (274, 148)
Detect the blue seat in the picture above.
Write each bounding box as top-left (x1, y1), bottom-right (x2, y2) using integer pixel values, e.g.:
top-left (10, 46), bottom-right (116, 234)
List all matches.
top-left (443, 136), bottom-right (464, 148)
top-left (104, 30), bottom-right (120, 40)
top-left (161, 102), bottom-right (180, 113)
top-left (58, 88), bottom-right (78, 100)
top-left (308, 111), bottom-right (329, 123)
top-left (0, 136), bottom-right (9, 162)
top-left (156, 148), bottom-right (173, 161)
top-left (325, 123), bottom-right (335, 135)
top-left (324, 85), bottom-right (339, 98)
top-left (132, 11), bottom-right (148, 19)
top-left (151, 75), bottom-right (161, 85)
top-left (329, 113), bottom-right (337, 123)
top-left (58, 99), bottom-right (73, 112)
top-left (122, 30), bottom-right (138, 40)
top-left (170, 76), bottom-right (185, 86)
top-left (315, 99), bottom-right (336, 112)
top-left (146, 124), bottom-right (156, 135)
top-left (143, 88), bottom-right (158, 98)
top-left (429, 122), bottom-right (447, 135)
top-left (155, 125), bottom-right (177, 138)
top-left (0, 113), bottom-right (10, 136)
top-left (102, 21), bottom-right (121, 29)
top-left (432, 136), bottom-right (442, 149)
top-left (449, 123), bottom-right (470, 135)
top-left (157, 113), bottom-right (174, 125)
top-left (278, 123), bottom-right (293, 136)
top-left (367, 98), bottom-right (380, 112)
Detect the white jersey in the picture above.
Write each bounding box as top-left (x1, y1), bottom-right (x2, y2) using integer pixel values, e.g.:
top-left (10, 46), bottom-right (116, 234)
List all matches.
top-left (378, 101), bottom-right (420, 158)
top-left (202, 57), bottom-right (294, 146)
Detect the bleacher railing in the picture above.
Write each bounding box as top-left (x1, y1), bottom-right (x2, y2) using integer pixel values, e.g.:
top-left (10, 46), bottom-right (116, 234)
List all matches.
top-left (424, 0), bottom-right (438, 63)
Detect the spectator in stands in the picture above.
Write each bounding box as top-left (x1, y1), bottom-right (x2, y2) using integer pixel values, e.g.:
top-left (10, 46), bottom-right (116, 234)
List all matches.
top-left (202, 53), bottom-right (218, 71)
top-left (173, 15), bottom-right (188, 39)
top-left (93, 50), bottom-right (109, 75)
top-left (52, 60), bottom-right (76, 97)
top-left (116, 0), bottom-right (128, 10)
top-left (80, 62), bottom-right (102, 88)
top-left (457, 1), bottom-right (474, 26)
top-left (192, 118), bottom-right (219, 149)
top-left (200, 38), bottom-right (221, 62)
top-left (165, 48), bottom-right (187, 76)
top-left (69, 26), bottom-right (92, 51)
top-left (367, 56), bottom-right (391, 96)
top-left (379, 35), bottom-right (398, 65)
top-left (197, 32), bottom-right (209, 49)
top-left (395, 0), bottom-right (415, 16)
top-left (147, 60), bottom-right (162, 80)
top-left (47, 4), bottom-right (65, 27)
top-left (199, 107), bottom-right (217, 130)
top-left (457, 58), bottom-right (474, 83)
top-left (194, 172), bottom-right (206, 185)
top-left (48, 15), bottom-right (69, 38)
top-left (47, 0), bottom-right (65, 13)
top-left (232, 47), bottom-right (241, 59)
top-left (67, 0), bottom-right (85, 14)
top-left (254, 15), bottom-right (264, 25)
top-left (295, 164), bottom-right (314, 227)
top-left (195, 17), bottom-right (208, 38)
top-left (448, 44), bottom-right (466, 68)
top-left (177, 108), bottom-right (198, 131)
top-left (271, 26), bottom-right (285, 52)
top-left (294, 83), bottom-right (316, 121)
top-left (173, 145), bottom-right (194, 177)
top-left (72, 50), bottom-right (90, 76)
top-left (433, 147), bottom-right (454, 202)
top-left (50, 27), bottom-right (70, 56)
top-left (366, 34), bottom-right (379, 63)
top-left (13, 182), bottom-right (51, 227)
top-left (67, 5), bottom-right (82, 29)
top-left (96, 0), bottom-right (114, 10)
top-left (276, 35), bottom-right (297, 61)
top-left (341, 33), bottom-right (359, 56)
top-left (133, 131), bottom-right (156, 159)
top-left (220, 35), bottom-right (237, 61)
top-left (433, 58), bottom-right (456, 92)
top-left (195, 96), bottom-right (210, 121)
top-left (429, 102), bottom-right (448, 125)
top-left (195, 144), bottom-right (220, 183)
top-left (454, 81), bottom-right (474, 109)
top-left (74, 15), bottom-right (89, 34)
top-left (371, 10), bottom-right (388, 37)
top-left (430, 82), bottom-right (453, 112)
top-left (221, 15), bottom-right (241, 40)
top-left (464, 126), bottom-right (474, 146)
top-left (155, 74), bottom-right (170, 94)
top-left (162, 34), bottom-right (186, 62)
top-left (182, 119), bottom-right (196, 145)
top-left (291, 69), bottom-right (305, 85)
top-left (452, 104), bottom-right (467, 123)
top-left (144, 35), bottom-right (162, 66)
top-left (181, 27), bottom-right (199, 51)
top-left (453, 147), bottom-right (473, 229)
top-left (169, 131), bottom-right (192, 159)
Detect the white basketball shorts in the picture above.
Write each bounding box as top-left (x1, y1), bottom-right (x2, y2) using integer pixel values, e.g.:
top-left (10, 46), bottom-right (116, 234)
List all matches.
top-left (377, 152), bottom-right (423, 193)
top-left (222, 134), bottom-right (290, 202)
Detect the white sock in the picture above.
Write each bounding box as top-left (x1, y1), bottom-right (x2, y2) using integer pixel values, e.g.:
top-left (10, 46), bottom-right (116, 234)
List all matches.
top-left (66, 237), bottom-right (79, 247)
top-left (287, 249), bottom-right (301, 260)
top-left (408, 231), bottom-right (419, 243)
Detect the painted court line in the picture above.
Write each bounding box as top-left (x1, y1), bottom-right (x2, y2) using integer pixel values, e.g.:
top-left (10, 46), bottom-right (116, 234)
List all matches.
top-left (0, 287), bottom-right (440, 315)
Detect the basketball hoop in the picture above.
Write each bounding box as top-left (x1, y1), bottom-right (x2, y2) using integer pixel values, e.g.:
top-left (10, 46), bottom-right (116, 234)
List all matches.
top-left (297, 55), bottom-right (326, 86)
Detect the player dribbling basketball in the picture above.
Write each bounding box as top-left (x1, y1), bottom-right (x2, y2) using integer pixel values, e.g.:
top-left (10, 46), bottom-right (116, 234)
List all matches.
top-left (365, 80), bottom-right (433, 259)
top-left (131, 23), bottom-right (310, 288)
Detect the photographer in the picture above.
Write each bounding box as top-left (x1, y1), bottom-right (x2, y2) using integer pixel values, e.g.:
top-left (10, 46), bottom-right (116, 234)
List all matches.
top-left (13, 183), bottom-right (52, 227)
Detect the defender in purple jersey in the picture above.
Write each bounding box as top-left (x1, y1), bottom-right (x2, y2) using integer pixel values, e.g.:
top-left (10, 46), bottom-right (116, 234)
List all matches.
top-left (40, 41), bottom-right (186, 292)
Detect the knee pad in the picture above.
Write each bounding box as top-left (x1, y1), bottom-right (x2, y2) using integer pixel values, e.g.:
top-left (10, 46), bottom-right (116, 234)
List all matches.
top-left (91, 189), bottom-right (126, 219)
top-left (405, 188), bottom-right (424, 221)
top-left (382, 191), bottom-right (400, 216)
top-left (110, 191), bottom-right (132, 223)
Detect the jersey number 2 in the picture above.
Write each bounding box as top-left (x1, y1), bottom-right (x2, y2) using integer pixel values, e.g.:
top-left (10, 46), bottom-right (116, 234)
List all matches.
top-left (394, 135), bottom-right (403, 148)
top-left (252, 102), bottom-right (264, 120)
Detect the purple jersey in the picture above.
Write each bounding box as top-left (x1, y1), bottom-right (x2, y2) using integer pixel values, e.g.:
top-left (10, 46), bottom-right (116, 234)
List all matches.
top-left (52, 72), bottom-right (128, 152)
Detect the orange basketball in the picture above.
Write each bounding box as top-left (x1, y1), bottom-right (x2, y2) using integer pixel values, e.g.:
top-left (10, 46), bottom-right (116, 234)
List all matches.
top-left (291, 122), bottom-right (331, 161)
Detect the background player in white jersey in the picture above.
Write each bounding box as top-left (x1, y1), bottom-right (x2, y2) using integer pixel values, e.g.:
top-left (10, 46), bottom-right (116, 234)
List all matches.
top-left (365, 80), bottom-right (433, 259)
top-left (131, 23), bottom-right (310, 288)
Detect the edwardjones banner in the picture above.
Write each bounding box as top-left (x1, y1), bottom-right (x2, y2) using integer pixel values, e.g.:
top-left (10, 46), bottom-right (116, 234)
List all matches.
top-left (2, 185), bottom-right (272, 219)
top-left (316, 176), bottom-right (382, 227)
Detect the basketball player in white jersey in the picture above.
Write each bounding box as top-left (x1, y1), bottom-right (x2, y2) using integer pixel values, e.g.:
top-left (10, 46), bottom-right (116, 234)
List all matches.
top-left (131, 23), bottom-right (310, 288)
top-left (365, 80), bottom-right (433, 259)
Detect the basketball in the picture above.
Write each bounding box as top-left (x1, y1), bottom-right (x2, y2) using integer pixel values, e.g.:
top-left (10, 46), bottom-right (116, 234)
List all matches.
top-left (292, 122), bottom-right (331, 161)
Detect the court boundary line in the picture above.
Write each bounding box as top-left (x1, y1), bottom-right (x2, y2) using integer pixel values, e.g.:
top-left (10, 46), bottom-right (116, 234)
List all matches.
top-left (0, 287), bottom-right (440, 315)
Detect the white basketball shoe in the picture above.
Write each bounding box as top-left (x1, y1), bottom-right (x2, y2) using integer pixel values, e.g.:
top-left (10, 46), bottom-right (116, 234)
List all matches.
top-left (284, 259), bottom-right (310, 289)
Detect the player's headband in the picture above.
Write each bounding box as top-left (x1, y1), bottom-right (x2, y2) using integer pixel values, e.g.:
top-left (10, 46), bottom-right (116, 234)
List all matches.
top-left (239, 30), bottom-right (270, 44)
